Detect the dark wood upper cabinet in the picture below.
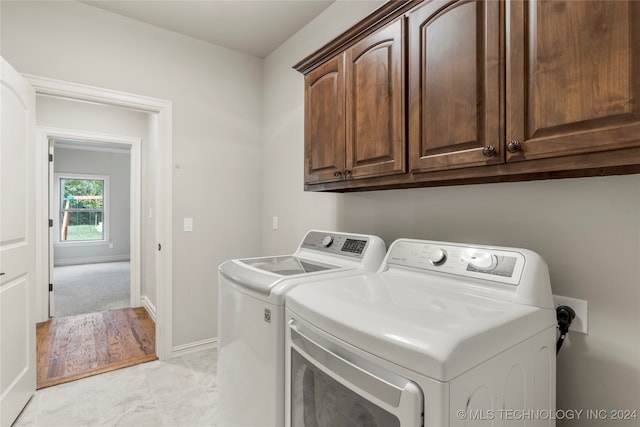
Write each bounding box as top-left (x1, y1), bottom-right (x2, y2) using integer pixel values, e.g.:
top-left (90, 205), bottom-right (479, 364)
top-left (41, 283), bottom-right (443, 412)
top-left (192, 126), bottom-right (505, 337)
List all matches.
top-left (304, 55), bottom-right (345, 184)
top-left (408, 0), bottom-right (501, 173)
top-left (345, 18), bottom-right (406, 180)
top-left (296, 0), bottom-right (640, 192)
top-left (506, 0), bottom-right (640, 162)
top-left (303, 18), bottom-right (406, 185)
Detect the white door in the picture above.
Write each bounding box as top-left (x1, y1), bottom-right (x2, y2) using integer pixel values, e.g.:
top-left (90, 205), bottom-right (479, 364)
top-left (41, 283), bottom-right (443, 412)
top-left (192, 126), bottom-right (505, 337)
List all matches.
top-left (0, 57), bottom-right (37, 426)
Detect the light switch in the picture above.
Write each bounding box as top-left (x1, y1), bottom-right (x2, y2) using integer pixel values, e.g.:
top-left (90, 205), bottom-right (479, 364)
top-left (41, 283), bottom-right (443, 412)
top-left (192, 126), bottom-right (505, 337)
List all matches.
top-left (272, 216), bottom-right (278, 230)
top-left (184, 217), bottom-right (193, 232)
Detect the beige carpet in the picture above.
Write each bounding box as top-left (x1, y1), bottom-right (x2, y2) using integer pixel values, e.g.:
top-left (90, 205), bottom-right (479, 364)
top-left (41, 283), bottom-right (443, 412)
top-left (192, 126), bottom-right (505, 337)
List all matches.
top-left (53, 261), bottom-right (130, 317)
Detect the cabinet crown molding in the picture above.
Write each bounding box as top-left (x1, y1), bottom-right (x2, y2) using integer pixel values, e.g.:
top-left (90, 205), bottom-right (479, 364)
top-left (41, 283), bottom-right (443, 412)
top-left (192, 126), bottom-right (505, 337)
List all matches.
top-left (293, 0), bottom-right (419, 75)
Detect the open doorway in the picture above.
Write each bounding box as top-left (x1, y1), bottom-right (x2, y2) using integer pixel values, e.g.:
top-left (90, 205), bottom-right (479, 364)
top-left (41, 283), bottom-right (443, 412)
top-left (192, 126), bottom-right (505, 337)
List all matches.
top-left (50, 140), bottom-right (132, 318)
top-left (30, 74), bottom-right (173, 360)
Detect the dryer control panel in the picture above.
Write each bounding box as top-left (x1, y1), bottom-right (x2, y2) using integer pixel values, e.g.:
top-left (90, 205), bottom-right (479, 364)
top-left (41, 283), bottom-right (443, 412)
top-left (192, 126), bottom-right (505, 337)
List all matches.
top-left (387, 240), bottom-right (526, 286)
top-left (300, 231), bottom-right (369, 259)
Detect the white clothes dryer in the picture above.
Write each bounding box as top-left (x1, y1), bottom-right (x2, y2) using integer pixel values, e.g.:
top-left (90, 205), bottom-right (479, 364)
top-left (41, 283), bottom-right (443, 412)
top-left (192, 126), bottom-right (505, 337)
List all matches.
top-left (217, 230), bottom-right (386, 427)
top-left (285, 238), bottom-right (557, 427)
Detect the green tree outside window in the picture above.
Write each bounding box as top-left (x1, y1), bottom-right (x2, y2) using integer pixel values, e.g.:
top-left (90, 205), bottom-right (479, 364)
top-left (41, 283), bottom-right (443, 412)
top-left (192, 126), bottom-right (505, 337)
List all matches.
top-left (60, 178), bottom-right (104, 241)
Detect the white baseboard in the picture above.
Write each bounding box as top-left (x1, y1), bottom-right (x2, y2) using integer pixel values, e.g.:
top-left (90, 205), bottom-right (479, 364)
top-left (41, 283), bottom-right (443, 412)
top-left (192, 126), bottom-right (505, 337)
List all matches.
top-left (140, 295), bottom-right (157, 322)
top-left (54, 254), bottom-right (130, 266)
top-left (171, 338), bottom-right (218, 358)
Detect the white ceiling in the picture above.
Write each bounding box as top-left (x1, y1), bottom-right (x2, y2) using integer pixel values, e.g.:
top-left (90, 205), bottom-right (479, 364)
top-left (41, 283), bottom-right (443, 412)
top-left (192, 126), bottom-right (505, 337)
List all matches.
top-left (81, 0), bottom-right (335, 58)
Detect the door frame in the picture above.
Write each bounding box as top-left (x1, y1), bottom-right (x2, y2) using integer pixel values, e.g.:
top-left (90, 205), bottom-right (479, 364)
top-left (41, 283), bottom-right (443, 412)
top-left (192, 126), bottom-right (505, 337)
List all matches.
top-left (43, 129), bottom-right (141, 317)
top-left (26, 74), bottom-right (174, 360)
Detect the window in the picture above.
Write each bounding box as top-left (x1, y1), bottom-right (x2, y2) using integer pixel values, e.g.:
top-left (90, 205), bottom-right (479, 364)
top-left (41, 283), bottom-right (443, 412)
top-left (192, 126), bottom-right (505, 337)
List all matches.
top-left (57, 174), bottom-right (109, 243)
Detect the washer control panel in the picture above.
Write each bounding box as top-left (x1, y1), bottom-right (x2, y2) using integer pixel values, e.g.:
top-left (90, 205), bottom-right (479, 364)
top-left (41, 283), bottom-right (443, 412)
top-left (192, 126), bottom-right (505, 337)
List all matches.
top-left (301, 231), bottom-right (369, 259)
top-left (387, 240), bottom-right (526, 286)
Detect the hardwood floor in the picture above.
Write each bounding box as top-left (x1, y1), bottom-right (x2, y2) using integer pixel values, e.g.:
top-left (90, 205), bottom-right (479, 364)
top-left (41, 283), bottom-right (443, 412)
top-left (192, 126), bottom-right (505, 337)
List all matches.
top-left (36, 307), bottom-right (157, 389)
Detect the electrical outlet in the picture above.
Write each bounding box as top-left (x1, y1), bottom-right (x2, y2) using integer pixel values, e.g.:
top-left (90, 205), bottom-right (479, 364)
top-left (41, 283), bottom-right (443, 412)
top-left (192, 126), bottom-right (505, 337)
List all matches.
top-left (553, 295), bottom-right (588, 335)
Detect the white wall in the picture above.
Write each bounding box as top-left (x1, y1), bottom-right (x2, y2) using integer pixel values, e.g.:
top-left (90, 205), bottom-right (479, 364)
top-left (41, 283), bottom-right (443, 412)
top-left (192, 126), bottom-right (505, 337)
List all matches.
top-left (1, 1), bottom-right (263, 347)
top-left (53, 146), bottom-right (130, 265)
top-left (263, 1), bottom-right (640, 425)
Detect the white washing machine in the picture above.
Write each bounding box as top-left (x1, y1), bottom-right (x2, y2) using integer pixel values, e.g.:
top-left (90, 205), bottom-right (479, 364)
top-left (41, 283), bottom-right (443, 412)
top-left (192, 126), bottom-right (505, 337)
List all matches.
top-left (217, 230), bottom-right (386, 427)
top-left (285, 238), bottom-right (557, 427)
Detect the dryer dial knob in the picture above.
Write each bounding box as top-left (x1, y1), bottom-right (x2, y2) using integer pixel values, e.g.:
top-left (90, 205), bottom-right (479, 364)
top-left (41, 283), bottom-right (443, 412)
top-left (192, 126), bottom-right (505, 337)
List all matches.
top-left (322, 236), bottom-right (334, 247)
top-left (468, 252), bottom-right (498, 270)
top-left (428, 248), bottom-right (447, 266)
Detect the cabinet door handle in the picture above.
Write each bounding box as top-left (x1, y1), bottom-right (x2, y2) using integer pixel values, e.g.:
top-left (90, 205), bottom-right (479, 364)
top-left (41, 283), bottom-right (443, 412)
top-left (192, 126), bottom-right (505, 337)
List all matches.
top-left (333, 170), bottom-right (343, 177)
top-left (482, 145), bottom-right (496, 157)
top-left (507, 140), bottom-right (522, 153)
top-left (344, 169), bottom-right (352, 177)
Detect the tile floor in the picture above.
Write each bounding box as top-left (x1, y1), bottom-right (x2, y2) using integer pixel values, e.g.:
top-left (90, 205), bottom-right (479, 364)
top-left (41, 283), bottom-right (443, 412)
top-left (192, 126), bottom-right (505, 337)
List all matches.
top-left (14, 347), bottom-right (218, 427)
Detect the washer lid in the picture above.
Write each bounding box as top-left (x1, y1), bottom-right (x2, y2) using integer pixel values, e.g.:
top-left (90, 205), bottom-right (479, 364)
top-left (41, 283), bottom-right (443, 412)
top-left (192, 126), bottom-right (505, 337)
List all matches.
top-left (219, 256), bottom-right (343, 296)
top-left (242, 256), bottom-right (338, 276)
top-left (286, 272), bottom-right (556, 381)
top-left (218, 231), bottom-right (387, 298)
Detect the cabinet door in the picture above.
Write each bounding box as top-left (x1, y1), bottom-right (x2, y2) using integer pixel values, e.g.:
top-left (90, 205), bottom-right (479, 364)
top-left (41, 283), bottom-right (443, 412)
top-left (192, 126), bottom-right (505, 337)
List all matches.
top-left (506, 0), bottom-right (640, 162)
top-left (304, 54), bottom-right (345, 184)
top-left (408, 0), bottom-right (501, 173)
top-left (345, 18), bottom-right (406, 179)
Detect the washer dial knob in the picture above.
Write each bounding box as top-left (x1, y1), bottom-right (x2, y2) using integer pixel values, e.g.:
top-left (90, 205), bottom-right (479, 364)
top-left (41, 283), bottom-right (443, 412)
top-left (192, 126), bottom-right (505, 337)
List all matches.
top-left (321, 236), bottom-right (334, 247)
top-left (428, 248), bottom-right (447, 266)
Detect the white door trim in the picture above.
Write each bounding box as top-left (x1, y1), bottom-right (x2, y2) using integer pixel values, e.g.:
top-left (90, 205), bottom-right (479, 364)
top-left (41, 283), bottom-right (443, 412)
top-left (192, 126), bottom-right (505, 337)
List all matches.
top-left (40, 128), bottom-right (141, 317)
top-left (26, 75), bottom-right (173, 360)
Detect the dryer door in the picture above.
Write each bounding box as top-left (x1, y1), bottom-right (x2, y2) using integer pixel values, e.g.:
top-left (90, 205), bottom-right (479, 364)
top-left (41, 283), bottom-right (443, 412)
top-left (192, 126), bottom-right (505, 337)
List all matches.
top-left (288, 320), bottom-right (423, 427)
